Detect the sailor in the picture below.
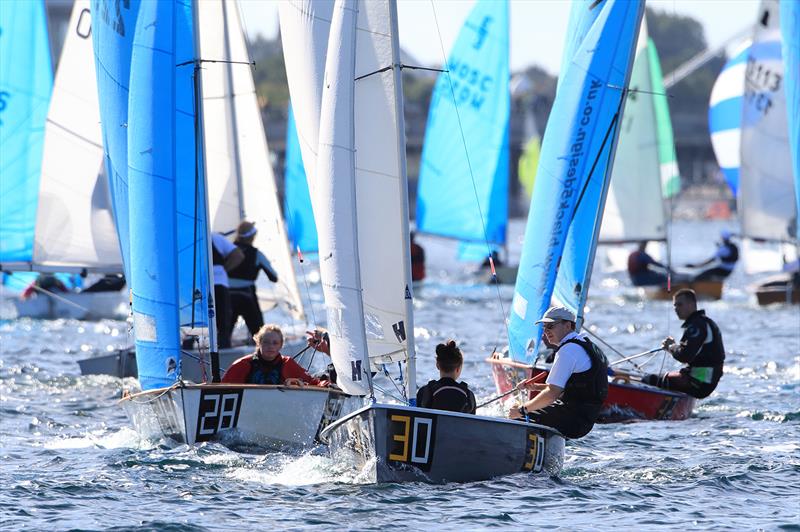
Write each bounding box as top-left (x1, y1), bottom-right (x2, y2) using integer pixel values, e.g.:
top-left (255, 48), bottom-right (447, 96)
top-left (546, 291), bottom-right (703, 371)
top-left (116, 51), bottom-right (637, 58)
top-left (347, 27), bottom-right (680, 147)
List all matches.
top-left (416, 340), bottom-right (477, 414)
top-left (687, 229), bottom-right (738, 282)
top-left (222, 324), bottom-right (327, 386)
top-left (627, 241), bottom-right (669, 287)
top-left (83, 274), bottom-right (126, 293)
top-left (227, 221), bottom-right (279, 340)
top-left (410, 231), bottom-right (425, 282)
top-left (21, 273), bottom-right (68, 299)
top-left (212, 232), bottom-right (244, 349)
top-left (642, 288), bottom-right (725, 398)
top-left (509, 306), bottom-right (608, 439)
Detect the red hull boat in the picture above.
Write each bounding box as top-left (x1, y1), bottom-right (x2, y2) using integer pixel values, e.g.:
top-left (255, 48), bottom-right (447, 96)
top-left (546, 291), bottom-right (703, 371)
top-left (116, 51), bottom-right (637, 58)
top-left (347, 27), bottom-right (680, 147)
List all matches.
top-left (488, 357), bottom-right (695, 422)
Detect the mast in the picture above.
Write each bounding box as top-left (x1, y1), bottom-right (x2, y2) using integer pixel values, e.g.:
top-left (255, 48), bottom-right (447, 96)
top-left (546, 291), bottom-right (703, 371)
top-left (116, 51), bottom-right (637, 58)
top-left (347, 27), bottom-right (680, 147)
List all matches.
top-left (387, 0), bottom-right (416, 401)
top-left (576, 2), bottom-right (644, 330)
top-left (192, 0), bottom-right (221, 381)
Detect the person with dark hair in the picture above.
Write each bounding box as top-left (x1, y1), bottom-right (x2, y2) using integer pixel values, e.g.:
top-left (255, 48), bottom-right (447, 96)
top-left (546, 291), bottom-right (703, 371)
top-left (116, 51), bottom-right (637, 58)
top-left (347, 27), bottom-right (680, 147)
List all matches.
top-left (410, 231), bottom-right (425, 282)
top-left (641, 288), bottom-right (725, 398)
top-left (416, 340), bottom-right (476, 414)
top-left (228, 221), bottom-right (280, 340)
top-left (508, 306), bottom-right (608, 439)
top-left (688, 229), bottom-right (738, 282)
top-left (222, 324), bottom-right (328, 386)
top-left (627, 241), bottom-right (669, 286)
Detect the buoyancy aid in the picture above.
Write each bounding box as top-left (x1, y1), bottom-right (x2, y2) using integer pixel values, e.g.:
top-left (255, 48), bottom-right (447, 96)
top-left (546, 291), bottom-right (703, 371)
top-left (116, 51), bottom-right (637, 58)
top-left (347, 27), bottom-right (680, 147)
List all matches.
top-left (212, 242), bottom-right (225, 266)
top-left (720, 242), bottom-right (739, 266)
top-left (559, 338), bottom-right (609, 406)
top-left (417, 378), bottom-right (476, 414)
top-left (228, 243), bottom-right (259, 281)
top-left (246, 354), bottom-right (284, 385)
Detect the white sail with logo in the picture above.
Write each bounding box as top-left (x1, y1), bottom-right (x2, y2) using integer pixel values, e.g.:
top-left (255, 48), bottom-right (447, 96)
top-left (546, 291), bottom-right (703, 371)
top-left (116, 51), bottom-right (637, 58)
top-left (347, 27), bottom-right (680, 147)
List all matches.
top-left (197, 1), bottom-right (304, 321)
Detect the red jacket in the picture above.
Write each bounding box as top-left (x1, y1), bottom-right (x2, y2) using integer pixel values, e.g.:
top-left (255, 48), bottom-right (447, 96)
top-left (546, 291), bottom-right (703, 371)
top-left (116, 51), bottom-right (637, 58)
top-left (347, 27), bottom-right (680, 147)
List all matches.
top-left (221, 353), bottom-right (326, 386)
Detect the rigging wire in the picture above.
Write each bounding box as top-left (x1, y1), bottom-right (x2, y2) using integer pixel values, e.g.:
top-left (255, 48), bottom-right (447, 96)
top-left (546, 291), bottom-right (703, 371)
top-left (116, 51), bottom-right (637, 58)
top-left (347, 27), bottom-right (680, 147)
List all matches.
top-left (428, 0), bottom-right (509, 352)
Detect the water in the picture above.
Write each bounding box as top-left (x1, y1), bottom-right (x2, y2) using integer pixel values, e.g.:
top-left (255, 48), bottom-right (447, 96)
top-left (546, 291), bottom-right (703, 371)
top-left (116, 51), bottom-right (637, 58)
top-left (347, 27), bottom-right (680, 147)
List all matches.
top-left (2, 220), bottom-right (799, 530)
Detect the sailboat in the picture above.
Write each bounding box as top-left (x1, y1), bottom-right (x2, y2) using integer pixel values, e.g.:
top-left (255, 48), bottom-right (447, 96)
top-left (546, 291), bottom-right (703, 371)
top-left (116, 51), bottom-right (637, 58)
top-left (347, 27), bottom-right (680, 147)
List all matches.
top-left (488, 1), bottom-right (694, 423)
top-left (415, 0), bottom-right (512, 283)
top-left (738, 0), bottom-right (799, 305)
top-left (92, 0), bottom-right (354, 450)
top-left (0, 0), bottom-right (127, 320)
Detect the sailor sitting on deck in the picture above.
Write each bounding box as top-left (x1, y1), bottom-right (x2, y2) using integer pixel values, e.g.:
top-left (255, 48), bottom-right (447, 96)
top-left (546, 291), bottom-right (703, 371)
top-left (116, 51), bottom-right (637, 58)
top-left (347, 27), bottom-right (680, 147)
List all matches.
top-left (222, 324), bottom-right (328, 386)
top-left (641, 288), bottom-right (725, 398)
top-left (687, 229), bottom-right (738, 282)
top-left (508, 306), bottom-right (608, 439)
top-left (416, 340), bottom-right (476, 414)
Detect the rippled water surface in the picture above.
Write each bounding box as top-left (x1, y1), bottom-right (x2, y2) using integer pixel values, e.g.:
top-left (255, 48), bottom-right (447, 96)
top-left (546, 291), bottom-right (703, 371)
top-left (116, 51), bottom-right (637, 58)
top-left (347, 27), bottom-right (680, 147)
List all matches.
top-left (2, 220), bottom-right (798, 530)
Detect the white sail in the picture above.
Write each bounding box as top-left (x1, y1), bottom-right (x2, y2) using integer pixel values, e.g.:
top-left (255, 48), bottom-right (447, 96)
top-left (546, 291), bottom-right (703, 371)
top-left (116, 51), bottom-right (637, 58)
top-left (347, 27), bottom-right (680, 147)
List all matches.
top-left (278, 0), bottom-right (335, 197)
top-left (197, 0), bottom-right (305, 321)
top-left (316, 0), bottom-right (415, 396)
top-left (600, 19), bottom-right (666, 244)
top-left (739, 0), bottom-right (796, 242)
top-left (32, 0), bottom-right (121, 273)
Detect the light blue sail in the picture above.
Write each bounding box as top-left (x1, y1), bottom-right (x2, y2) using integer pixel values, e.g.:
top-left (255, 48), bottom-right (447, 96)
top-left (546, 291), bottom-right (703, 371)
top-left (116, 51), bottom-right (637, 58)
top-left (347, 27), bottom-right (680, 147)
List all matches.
top-left (91, 0), bottom-right (141, 283)
top-left (0, 0), bottom-right (52, 263)
top-left (125, 0), bottom-right (210, 390)
top-left (781, 0), bottom-right (800, 240)
top-left (416, 0), bottom-right (509, 254)
top-left (284, 104), bottom-right (318, 253)
top-left (509, 0), bottom-right (643, 363)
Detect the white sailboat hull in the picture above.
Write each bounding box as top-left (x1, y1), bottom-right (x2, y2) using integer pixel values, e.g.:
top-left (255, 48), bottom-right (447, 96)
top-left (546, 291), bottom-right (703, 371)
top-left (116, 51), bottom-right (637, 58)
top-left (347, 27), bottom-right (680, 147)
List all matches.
top-left (122, 384), bottom-right (358, 451)
top-left (10, 291), bottom-right (127, 320)
top-left (320, 403), bottom-right (564, 483)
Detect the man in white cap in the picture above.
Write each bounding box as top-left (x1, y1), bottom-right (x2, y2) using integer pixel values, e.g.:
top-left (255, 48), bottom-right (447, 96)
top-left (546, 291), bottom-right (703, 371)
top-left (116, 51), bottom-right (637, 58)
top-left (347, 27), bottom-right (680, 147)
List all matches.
top-left (508, 306), bottom-right (608, 439)
top-left (687, 229), bottom-right (738, 282)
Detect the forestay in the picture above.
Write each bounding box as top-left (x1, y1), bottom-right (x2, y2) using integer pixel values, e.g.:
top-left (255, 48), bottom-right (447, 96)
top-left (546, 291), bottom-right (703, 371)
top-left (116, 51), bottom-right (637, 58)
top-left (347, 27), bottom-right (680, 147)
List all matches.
top-left (0, 0), bottom-right (53, 266)
top-left (508, 0), bottom-right (643, 363)
top-left (197, 1), bottom-right (304, 321)
top-left (600, 19), bottom-right (666, 245)
top-left (416, 0), bottom-right (510, 256)
top-left (738, 0), bottom-right (796, 243)
top-left (780, 0), bottom-right (800, 241)
top-left (315, 0), bottom-right (416, 396)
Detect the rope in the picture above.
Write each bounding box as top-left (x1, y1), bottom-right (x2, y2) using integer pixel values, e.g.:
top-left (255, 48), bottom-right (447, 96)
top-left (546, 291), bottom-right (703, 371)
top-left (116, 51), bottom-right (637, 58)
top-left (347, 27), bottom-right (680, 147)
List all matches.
top-left (125, 382), bottom-right (183, 404)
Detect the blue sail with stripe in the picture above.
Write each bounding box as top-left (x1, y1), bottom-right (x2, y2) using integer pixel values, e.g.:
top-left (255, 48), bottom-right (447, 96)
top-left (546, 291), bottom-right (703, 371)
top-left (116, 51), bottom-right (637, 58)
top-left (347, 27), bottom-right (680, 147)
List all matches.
top-left (127, 0), bottom-right (210, 390)
top-left (708, 43), bottom-right (750, 197)
top-left (284, 104), bottom-right (318, 253)
top-left (781, 0), bottom-right (800, 240)
top-left (0, 0), bottom-right (52, 264)
top-left (91, 0), bottom-right (141, 283)
top-left (508, 0), bottom-right (643, 363)
top-left (416, 0), bottom-right (509, 258)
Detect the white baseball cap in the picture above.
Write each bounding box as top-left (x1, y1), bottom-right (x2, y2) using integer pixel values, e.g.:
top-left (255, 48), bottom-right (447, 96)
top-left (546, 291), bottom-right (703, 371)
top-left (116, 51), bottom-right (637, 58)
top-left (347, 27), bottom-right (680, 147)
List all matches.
top-left (535, 306), bottom-right (576, 324)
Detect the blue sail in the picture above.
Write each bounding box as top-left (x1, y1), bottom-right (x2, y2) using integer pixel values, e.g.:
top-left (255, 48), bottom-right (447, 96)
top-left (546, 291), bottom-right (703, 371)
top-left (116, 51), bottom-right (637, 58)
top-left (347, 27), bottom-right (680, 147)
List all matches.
top-left (0, 0), bottom-right (52, 263)
top-left (123, 0), bottom-right (210, 390)
top-left (284, 104), bottom-right (318, 253)
top-left (91, 0), bottom-right (141, 283)
top-left (509, 0), bottom-right (643, 363)
top-left (781, 0), bottom-right (800, 240)
top-left (416, 0), bottom-right (509, 253)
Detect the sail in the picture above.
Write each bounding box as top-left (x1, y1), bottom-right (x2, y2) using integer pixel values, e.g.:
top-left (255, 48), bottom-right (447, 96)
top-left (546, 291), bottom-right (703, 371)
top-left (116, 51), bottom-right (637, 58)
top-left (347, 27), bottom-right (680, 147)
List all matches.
top-left (739, 0), bottom-right (796, 243)
top-left (91, 0), bottom-right (141, 283)
top-left (648, 38), bottom-right (681, 198)
top-left (0, 0), bottom-right (53, 264)
top-left (197, 0), bottom-right (305, 321)
top-left (29, 0), bottom-right (122, 274)
top-left (600, 19), bottom-right (666, 244)
top-left (709, 44), bottom-right (750, 198)
top-left (284, 105), bottom-right (318, 253)
top-left (518, 103), bottom-right (541, 198)
top-left (124, 0), bottom-right (211, 390)
top-left (278, 0), bottom-right (335, 199)
top-left (781, 0), bottom-right (800, 240)
top-left (316, 0), bottom-right (416, 396)
top-left (509, 0), bottom-right (643, 363)
top-left (416, 0), bottom-right (510, 249)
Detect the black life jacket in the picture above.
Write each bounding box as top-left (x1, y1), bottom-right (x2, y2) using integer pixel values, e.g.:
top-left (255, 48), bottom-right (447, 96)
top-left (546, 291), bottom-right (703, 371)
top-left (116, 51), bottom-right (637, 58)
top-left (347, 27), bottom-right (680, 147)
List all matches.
top-left (228, 243), bottom-right (259, 281)
top-left (558, 337), bottom-right (608, 406)
top-left (212, 241), bottom-right (225, 266)
top-left (246, 354), bottom-right (284, 385)
top-left (683, 310), bottom-right (726, 367)
top-left (417, 378), bottom-right (476, 414)
top-left (721, 242), bottom-right (739, 265)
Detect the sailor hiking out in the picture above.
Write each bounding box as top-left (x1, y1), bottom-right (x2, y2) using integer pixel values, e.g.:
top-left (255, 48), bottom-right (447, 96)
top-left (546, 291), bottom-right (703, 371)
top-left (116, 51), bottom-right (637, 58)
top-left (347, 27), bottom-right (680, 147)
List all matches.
top-left (509, 306), bottom-right (608, 439)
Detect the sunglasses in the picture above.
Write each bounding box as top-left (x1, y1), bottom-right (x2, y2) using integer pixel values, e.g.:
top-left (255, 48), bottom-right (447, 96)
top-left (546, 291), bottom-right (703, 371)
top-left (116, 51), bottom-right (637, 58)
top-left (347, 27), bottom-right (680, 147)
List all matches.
top-left (543, 321), bottom-right (562, 330)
